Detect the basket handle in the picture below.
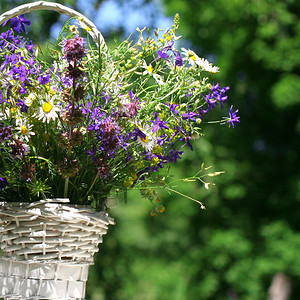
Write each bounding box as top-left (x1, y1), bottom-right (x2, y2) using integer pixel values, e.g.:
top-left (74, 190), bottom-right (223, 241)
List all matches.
top-left (0, 1), bottom-right (107, 50)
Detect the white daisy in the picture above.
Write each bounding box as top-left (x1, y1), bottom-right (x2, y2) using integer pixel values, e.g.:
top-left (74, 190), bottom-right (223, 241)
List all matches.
top-left (181, 48), bottom-right (200, 67)
top-left (136, 122), bottom-right (157, 152)
top-left (141, 61), bottom-right (164, 85)
top-left (16, 119), bottom-right (35, 142)
top-left (197, 58), bottom-right (219, 73)
top-left (181, 48), bottom-right (219, 72)
top-left (36, 94), bottom-right (60, 123)
top-left (142, 61), bottom-right (155, 75)
top-left (24, 92), bottom-right (37, 107)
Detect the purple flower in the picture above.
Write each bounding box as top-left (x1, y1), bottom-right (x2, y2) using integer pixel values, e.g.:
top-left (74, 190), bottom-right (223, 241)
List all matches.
top-left (182, 111), bottom-right (198, 122)
top-left (182, 105), bottom-right (198, 122)
top-left (157, 50), bottom-right (169, 61)
top-left (0, 90), bottom-right (5, 104)
top-left (175, 52), bottom-right (183, 67)
top-left (167, 102), bottom-right (179, 115)
top-left (3, 15), bottom-right (31, 33)
top-left (198, 107), bottom-right (209, 119)
top-left (16, 98), bottom-right (28, 113)
top-left (86, 144), bottom-right (97, 162)
top-left (38, 74), bottom-right (50, 85)
top-left (174, 125), bottom-right (194, 150)
top-left (9, 139), bottom-right (27, 158)
top-left (26, 41), bottom-right (35, 53)
top-left (0, 125), bottom-right (13, 142)
top-left (0, 29), bottom-right (17, 50)
top-left (135, 128), bottom-right (147, 141)
top-left (202, 83), bottom-right (230, 111)
top-left (223, 106), bottom-right (240, 127)
top-left (0, 177), bottom-right (9, 190)
top-left (163, 42), bottom-right (174, 52)
top-left (151, 112), bottom-right (169, 132)
top-left (118, 91), bottom-right (140, 119)
top-left (89, 116), bottom-right (122, 156)
top-left (179, 135), bottom-right (193, 150)
top-left (167, 149), bottom-right (184, 163)
top-left (63, 36), bottom-right (86, 61)
top-left (18, 87), bottom-right (27, 94)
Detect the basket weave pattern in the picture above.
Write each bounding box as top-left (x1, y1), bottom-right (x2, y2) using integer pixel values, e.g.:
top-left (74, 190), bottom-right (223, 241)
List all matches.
top-left (0, 199), bottom-right (114, 262)
top-left (0, 199), bottom-right (115, 299)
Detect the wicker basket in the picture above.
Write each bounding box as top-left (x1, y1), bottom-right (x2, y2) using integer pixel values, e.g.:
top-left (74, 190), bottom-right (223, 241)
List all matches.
top-left (0, 2), bottom-right (114, 299)
top-left (0, 199), bottom-right (115, 300)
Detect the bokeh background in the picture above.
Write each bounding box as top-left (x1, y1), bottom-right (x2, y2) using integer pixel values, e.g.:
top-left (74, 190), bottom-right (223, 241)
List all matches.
top-left (1, 0), bottom-right (300, 299)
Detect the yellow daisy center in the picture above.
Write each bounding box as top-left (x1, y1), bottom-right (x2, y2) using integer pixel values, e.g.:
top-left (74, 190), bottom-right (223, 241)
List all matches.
top-left (43, 102), bottom-right (53, 113)
top-left (147, 66), bottom-right (154, 73)
top-left (141, 136), bottom-right (148, 143)
top-left (20, 125), bottom-right (28, 135)
top-left (188, 51), bottom-right (196, 61)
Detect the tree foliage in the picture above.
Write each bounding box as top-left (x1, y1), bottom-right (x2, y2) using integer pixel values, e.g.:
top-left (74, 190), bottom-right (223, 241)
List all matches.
top-left (89, 0), bottom-right (300, 299)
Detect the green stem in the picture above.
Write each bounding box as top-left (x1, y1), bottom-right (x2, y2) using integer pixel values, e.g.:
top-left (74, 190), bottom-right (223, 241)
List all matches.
top-left (84, 171), bottom-right (99, 200)
top-left (165, 187), bottom-right (206, 209)
top-left (64, 176), bottom-right (69, 198)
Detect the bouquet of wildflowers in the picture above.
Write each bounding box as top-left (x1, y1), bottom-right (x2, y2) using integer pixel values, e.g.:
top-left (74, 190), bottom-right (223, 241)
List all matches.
top-left (0, 13), bottom-right (239, 213)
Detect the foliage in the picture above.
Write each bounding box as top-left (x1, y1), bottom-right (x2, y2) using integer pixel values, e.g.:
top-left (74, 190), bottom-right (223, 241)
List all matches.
top-left (83, 0), bottom-right (300, 299)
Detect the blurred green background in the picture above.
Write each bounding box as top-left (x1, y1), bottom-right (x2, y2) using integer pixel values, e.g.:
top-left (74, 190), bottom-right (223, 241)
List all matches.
top-left (1, 0), bottom-right (300, 299)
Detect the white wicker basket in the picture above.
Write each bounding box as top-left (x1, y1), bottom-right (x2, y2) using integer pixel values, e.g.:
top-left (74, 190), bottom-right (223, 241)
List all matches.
top-left (0, 2), bottom-right (113, 299)
top-left (0, 199), bottom-right (115, 300)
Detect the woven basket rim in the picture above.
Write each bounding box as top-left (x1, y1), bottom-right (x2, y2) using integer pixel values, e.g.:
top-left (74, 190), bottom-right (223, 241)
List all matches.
top-left (0, 1), bottom-right (107, 49)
